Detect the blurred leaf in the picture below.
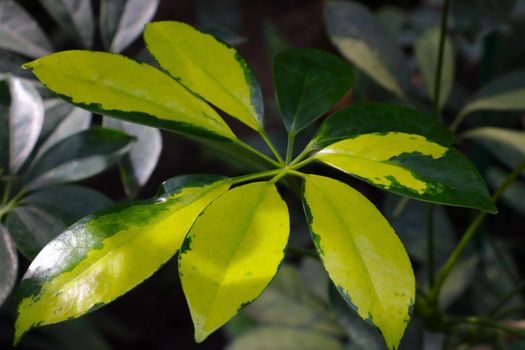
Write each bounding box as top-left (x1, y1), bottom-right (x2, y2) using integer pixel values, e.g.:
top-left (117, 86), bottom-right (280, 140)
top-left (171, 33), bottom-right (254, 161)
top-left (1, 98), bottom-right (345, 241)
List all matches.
top-left (5, 78), bottom-right (45, 173)
top-left (100, 0), bottom-right (159, 53)
top-left (42, 318), bottom-right (112, 350)
top-left (464, 127), bottom-right (525, 172)
top-left (0, 49), bottom-right (37, 80)
top-left (377, 7), bottom-right (407, 38)
top-left (324, 0), bottom-right (409, 98)
top-left (439, 255), bottom-right (479, 308)
top-left (452, 0), bottom-right (517, 32)
top-left (415, 27), bottom-right (454, 108)
top-left (39, 0), bottom-right (95, 48)
top-left (38, 99), bottom-right (76, 142)
top-left (263, 20), bottom-right (290, 59)
top-left (273, 48), bottom-right (354, 134)
top-left (103, 118), bottom-right (162, 197)
top-left (460, 71), bottom-right (525, 119)
top-left (196, 0), bottom-right (243, 45)
top-left (6, 205), bottom-right (67, 258)
top-left (487, 167), bottom-right (525, 216)
top-left (24, 128), bottom-right (134, 190)
top-left (0, 0), bottom-right (53, 58)
top-left (0, 224), bottom-right (18, 306)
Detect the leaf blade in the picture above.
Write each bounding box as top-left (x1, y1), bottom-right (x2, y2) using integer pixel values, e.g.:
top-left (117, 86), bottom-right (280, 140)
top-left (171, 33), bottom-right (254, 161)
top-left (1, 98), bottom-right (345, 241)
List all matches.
top-left (0, 224), bottom-right (18, 306)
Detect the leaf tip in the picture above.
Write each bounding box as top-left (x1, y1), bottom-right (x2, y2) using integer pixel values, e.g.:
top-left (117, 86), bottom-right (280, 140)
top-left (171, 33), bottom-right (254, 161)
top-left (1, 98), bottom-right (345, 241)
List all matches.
top-left (194, 327), bottom-right (210, 343)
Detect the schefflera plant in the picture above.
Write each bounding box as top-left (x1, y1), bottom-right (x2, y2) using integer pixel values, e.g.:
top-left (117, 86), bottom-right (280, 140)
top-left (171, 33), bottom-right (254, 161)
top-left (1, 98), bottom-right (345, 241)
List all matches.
top-left (13, 21), bottom-right (496, 349)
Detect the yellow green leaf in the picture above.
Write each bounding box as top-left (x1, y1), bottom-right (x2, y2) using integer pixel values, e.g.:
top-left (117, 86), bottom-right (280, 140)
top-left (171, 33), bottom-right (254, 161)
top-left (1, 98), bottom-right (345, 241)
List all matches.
top-left (23, 50), bottom-right (235, 141)
top-left (302, 174), bottom-right (415, 350)
top-left (144, 21), bottom-right (263, 131)
top-left (14, 175), bottom-right (231, 344)
top-left (179, 182), bottom-right (289, 342)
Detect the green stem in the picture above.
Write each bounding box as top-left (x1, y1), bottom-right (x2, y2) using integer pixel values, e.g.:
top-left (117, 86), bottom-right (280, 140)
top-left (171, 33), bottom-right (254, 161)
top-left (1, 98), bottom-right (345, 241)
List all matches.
top-left (431, 159), bottom-right (525, 302)
top-left (287, 245), bottom-right (319, 259)
top-left (449, 109), bottom-right (469, 132)
top-left (289, 144), bottom-right (313, 167)
top-left (231, 170), bottom-right (281, 185)
top-left (446, 316), bottom-right (525, 339)
top-left (488, 281), bottom-right (525, 317)
top-left (259, 129), bottom-right (285, 165)
top-left (427, 204), bottom-right (436, 288)
top-left (288, 169), bottom-right (307, 179)
top-left (432, 0), bottom-right (452, 119)
top-left (232, 138), bottom-right (282, 168)
top-left (285, 132), bottom-right (295, 164)
top-left (290, 156), bottom-right (316, 170)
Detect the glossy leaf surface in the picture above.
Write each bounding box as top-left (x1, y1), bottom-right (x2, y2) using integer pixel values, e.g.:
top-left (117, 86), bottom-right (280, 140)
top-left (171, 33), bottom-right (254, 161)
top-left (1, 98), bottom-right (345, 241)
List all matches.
top-left (309, 103), bottom-right (457, 150)
top-left (415, 27), bottom-right (454, 108)
top-left (179, 182), bottom-right (289, 342)
top-left (0, 0), bottom-right (53, 58)
top-left (0, 224), bottom-right (18, 306)
top-left (24, 128), bottom-right (134, 190)
top-left (273, 48), bottom-right (354, 133)
top-left (302, 175), bottom-right (414, 350)
top-left (24, 51), bottom-right (235, 141)
top-left (314, 132), bottom-right (496, 213)
top-left (39, 0), bottom-right (94, 48)
top-left (144, 21), bottom-right (264, 131)
top-left (324, 0), bottom-right (409, 98)
top-left (14, 175), bottom-right (231, 343)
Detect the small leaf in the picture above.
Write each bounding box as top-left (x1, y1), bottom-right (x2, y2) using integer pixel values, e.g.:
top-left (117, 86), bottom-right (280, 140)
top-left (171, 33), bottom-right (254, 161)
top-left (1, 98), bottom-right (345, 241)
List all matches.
top-left (39, 0), bottom-right (94, 48)
top-left (302, 175), bottom-right (415, 350)
top-left (100, 0), bottom-right (160, 53)
top-left (310, 102), bottom-right (458, 150)
top-left (24, 50), bottom-right (235, 141)
top-left (314, 132), bottom-right (497, 213)
top-left (415, 27), bottom-right (454, 108)
top-left (24, 128), bottom-right (134, 190)
top-left (103, 118), bottom-right (162, 197)
top-left (460, 70), bottom-right (525, 118)
top-left (324, 0), bottom-right (409, 98)
top-left (179, 182), bottom-right (290, 342)
top-left (14, 175), bottom-right (231, 344)
top-left (464, 127), bottom-right (525, 171)
top-left (0, 0), bottom-right (53, 58)
top-left (0, 224), bottom-right (18, 306)
top-left (273, 48), bottom-right (354, 133)
top-left (144, 21), bottom-right (264, 131)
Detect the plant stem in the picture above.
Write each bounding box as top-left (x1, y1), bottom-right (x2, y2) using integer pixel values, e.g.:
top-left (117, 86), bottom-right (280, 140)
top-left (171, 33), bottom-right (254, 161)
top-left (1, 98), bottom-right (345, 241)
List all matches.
top-left (285, 132), bottom-right (295, 164)
top-left (232, 138), bottom-right (282, 168)
top-left (259, 129), bottom-right (285, 164)
top-left (488, 281), bottom-right (525, 317)
top-left (446, 316), bottom-right (525, 339)
top-left (431, 159), bottom-right (525, 302)
top-left (449, 109), bottom-right (468, 132)
top-left (290, 156), bottom-right (316, 170)
top-left (427, 204), bottom-right (436, 288)
top-left (231, 169), bottom-right (281, 185)
top-left (289, 145), bottom-right (313, 167)
top-left (432, 0), bottom-right (452, 119)
top-left (287, 245), bottom-right (319, 259)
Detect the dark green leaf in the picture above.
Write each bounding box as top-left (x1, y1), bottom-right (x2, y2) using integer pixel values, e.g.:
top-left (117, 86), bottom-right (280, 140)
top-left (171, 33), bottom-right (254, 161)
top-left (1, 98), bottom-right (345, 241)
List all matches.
top-left (309, 102), bottom-right (458, 150)
top-left (273, 48), bottom-right (353, 133)
top-left (0, 224), bottom-right (18, 305)
top-left (0, 0), bottom-right (53, 58)
top-left (487, 167), bottom-right (525, 217)
top-left (196, 0), bottom-right (243, 45)
top-left (24, 128), bottom-right (134, 190)
top-left (39, 0), bottom-right (94, 48)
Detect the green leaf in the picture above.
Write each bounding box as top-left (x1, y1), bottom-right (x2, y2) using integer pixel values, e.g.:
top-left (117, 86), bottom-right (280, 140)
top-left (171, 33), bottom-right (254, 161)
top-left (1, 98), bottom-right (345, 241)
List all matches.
top-left (100, 0), bottom-right (160, 53)
top-left (310, 102), bottom-right (458, 150)
top-left (103, 118), bottom-right (162, 197)
top-left (144, 21), bottom-right (264, 131)
top-left (0, 224), bottom-right (18, 306)
top-left (24, 50), bottom-right (235, 141)
top-left (0, 0), bottom-right (53, 58)
top-left (324, 0), bottom-right (409, 98)
top-left (179, 182), bottom-right (290, 342)
top-left (314, 131), bottom-right (496, 213)
top-left (39, 0), bottom-right (94, 48)
top-left (302, 175), bottom-right (415, 350)
top-left (464, 127), bottom-right (525, 171)
top-left (487, 167), bottom-right (525, 217)
top-left (415, 27), bottom-right (454, 108)
top-left (273, 48), bottom-right (353, 133)
top-left (460, 70), bottom-right (525, 118)
top-left (14, 175), bottom-right (231, 344)
top-left (24, 128), bottom-right (134, 190)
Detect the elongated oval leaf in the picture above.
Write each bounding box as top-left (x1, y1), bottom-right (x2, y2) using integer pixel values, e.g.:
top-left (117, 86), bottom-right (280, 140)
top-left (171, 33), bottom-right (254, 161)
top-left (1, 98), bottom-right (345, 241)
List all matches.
top-left (415, 27), bottom-right (454, 108)
top-left (39, 0), bottom-right (94, 48)
top-left (324, 0), bottom-right (409, 98)
top-left (460, 70), bottom-right (525, 118)
top-left (24, 128), bottom-right (134, 190)
top-left (0, 0), bottom-right (53, 58)
top-left (310, 102), bottom-right (458, 150)
top-left (314, 132), bottom-right (496, 213)
top-left (179, 181), bottom-right (290, 342)
top-left (302, 174), bottom-right (415, 350)
top-left (24, 50), bottom-right (235, 141)
top-left (273, 48), bottom-right (354, 133)
top-left (14, 175), bottom-right (231, 344)
top-left (144, 21), bottom-right (264, 131)
top-left (100, 0), bottom-right (160, 53)
top-left (0, 224), bottom-right (18, 306)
